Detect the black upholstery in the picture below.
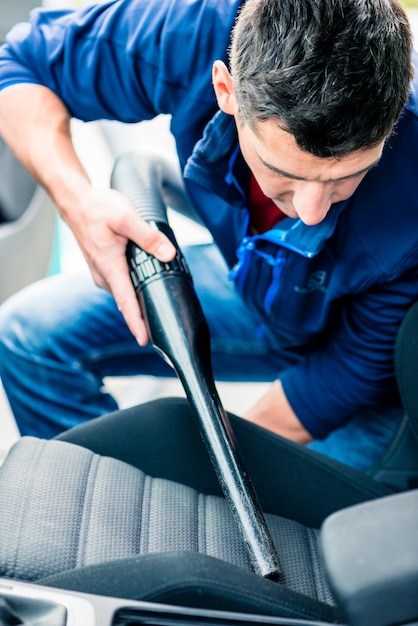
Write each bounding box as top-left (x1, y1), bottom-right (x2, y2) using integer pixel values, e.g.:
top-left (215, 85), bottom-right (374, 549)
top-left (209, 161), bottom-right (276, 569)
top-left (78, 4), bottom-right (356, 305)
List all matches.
top-left (0, 435), bottom-right (339, 622)
top-left (0, 305), bottom-right (416, 623)
top-left (395, 301), bottom-right (418, 442)
top-left (0, 436), bottom-right (331, 601)
top-left (0, 395), bottom-right (396, 623)
top-left (367, 301), bottom-right (418, 491)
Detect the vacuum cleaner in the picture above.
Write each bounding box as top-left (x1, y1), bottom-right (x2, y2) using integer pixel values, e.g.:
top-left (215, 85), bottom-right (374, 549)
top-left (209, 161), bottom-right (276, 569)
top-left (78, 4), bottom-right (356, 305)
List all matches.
top-left (111, 151), bottom-right (281, 581)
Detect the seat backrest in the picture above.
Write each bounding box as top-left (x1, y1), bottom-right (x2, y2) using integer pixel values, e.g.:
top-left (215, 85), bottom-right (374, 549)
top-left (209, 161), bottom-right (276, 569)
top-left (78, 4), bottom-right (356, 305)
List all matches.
top-left (0, 1), bottom-right (37, 43)
top-left (0, 139), bottom-right (56, 304)
top-left (395, 300), bottom-right (418, 442)
top-left (368, 301), bottom-right (418, 491)
top-left (0, 138), bottom-right (35, 223)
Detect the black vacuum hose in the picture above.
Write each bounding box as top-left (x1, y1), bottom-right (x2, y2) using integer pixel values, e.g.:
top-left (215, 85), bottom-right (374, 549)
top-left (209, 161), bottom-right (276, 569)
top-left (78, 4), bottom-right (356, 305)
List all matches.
top-left (111, 150), bottom-right (281, 580)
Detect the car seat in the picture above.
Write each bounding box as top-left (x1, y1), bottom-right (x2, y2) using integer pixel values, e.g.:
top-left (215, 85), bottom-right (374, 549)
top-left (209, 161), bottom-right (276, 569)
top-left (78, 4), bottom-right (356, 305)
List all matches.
top-left (366, 299), bottom-right (418, 491)
top-left (0, 294), bottom-right (417, 625)
top-left (0, 1), bottom-right (41, 46)
top-left (0, 137), bottom-right (56, 304)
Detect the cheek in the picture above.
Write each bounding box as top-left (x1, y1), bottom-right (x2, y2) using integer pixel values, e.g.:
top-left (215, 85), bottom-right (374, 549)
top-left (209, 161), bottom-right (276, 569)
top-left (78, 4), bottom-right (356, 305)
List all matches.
top-left (238, 142), bottom-right (286, 198)
top-left (258, 176), bottom-right (292, 200)
top-left (333, 173), bottom-right (368, 201)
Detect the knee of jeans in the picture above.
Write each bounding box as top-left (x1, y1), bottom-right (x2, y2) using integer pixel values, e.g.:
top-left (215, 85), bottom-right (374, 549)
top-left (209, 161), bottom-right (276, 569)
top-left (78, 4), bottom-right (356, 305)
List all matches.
top-left (0, 291), bottom-right (46, 358)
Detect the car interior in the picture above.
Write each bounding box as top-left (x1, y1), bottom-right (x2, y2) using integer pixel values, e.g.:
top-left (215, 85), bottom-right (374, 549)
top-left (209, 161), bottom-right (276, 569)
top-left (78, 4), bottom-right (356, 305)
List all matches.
top-left (0, 150), bottom-right (417, 626)
top-left (1, 4), bottom-right (418, 624)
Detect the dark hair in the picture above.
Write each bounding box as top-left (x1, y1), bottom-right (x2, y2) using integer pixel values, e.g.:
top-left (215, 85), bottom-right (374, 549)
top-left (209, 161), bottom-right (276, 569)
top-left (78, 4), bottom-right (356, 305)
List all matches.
top-left (230, 0), bottom-right (413, 157)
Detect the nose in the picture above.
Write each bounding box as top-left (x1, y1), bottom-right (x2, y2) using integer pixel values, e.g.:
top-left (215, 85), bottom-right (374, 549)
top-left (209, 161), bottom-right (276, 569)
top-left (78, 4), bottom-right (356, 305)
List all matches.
top-left (292, 182), bottom-right (332, 226)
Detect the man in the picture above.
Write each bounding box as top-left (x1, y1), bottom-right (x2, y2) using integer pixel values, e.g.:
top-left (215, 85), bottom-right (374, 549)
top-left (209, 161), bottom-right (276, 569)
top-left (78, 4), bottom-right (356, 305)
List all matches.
top-left (0, 0), bottom-right (416, 470)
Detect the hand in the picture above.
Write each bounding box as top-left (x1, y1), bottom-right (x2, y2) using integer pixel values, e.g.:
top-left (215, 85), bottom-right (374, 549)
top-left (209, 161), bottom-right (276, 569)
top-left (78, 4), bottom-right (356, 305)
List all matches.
top-left (67, 185), bottom-right (176, 344)
top-left (242, 379), bottom-right (313, 444)
top-left (0, 84), bottom-right (176, 344)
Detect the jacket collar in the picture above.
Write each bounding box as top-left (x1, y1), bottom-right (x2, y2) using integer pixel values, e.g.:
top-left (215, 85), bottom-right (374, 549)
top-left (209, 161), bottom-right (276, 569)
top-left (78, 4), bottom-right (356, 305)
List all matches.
top-left (184, 110), bottom-right (243, 204)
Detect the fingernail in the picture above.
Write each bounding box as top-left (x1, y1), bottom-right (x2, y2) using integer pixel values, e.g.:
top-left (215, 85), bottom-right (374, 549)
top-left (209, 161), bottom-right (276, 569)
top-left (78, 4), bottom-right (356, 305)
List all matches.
top-left (136, 334), bottom-right (147, 346)
top-left (156, 242), bottom-right (175, 260)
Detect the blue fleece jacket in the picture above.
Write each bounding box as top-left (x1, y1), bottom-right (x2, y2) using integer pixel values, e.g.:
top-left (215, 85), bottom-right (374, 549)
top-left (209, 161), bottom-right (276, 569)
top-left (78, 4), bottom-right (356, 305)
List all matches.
top-left (1, 0), bottom-right (418, 438)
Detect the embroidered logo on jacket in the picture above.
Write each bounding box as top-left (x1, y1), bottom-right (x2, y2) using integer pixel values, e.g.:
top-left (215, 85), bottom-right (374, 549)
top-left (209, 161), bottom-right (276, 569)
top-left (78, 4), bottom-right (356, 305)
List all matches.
top-left (294, 271), bottom-right (328, 294)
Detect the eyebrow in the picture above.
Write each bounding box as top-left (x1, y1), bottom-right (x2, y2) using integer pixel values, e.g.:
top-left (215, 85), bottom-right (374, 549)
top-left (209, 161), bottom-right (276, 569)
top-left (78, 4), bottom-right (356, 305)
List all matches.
top-left (257, 154), bottom-right (381, 182)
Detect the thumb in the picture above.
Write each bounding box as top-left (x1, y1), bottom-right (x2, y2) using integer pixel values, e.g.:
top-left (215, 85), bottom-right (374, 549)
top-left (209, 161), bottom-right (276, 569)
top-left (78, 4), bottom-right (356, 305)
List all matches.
top-left (123, 209), bottom-right (177, 262)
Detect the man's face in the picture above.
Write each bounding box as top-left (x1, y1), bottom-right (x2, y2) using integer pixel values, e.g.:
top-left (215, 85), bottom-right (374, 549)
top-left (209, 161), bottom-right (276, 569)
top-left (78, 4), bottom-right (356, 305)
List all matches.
top-left (212, 59), bottom-right (385, 225)
top-left (237, 118), bottom-right (384, 226)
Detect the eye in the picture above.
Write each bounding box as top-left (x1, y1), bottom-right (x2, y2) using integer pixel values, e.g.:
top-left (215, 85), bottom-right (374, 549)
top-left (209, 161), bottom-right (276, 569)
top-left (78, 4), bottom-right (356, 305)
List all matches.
top-left (344, 172), bottom-right (367, 181)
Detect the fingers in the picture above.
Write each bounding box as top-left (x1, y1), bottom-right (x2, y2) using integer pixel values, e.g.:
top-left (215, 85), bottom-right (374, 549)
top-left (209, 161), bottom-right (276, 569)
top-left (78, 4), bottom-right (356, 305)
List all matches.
top-left (112, 197), bottom-right (176, 262)
top-left (69, 187), bottom-right (178, 344)
top-left (105, 200), bottom-right (176, 343)
top-left (107, 255), bottom-right (149, 345)
top-left (135, 223), bottom-right (176, 262)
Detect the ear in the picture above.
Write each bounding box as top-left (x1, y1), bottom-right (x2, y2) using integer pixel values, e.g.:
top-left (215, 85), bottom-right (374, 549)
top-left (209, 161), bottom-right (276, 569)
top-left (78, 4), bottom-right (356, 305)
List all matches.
top-left (212, 60), bottom-right (237, 116)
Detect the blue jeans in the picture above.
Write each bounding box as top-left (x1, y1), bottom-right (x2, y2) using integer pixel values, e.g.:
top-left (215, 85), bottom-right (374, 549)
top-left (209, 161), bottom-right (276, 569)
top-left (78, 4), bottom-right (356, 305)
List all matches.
top-left (0, 243), bottom-right (402, 470)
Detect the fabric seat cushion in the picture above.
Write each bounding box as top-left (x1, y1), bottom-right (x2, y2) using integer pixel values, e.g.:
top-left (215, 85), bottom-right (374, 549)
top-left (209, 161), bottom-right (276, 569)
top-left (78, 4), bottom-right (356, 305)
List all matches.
top-left (0, 437), bottom-right (334, 606)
